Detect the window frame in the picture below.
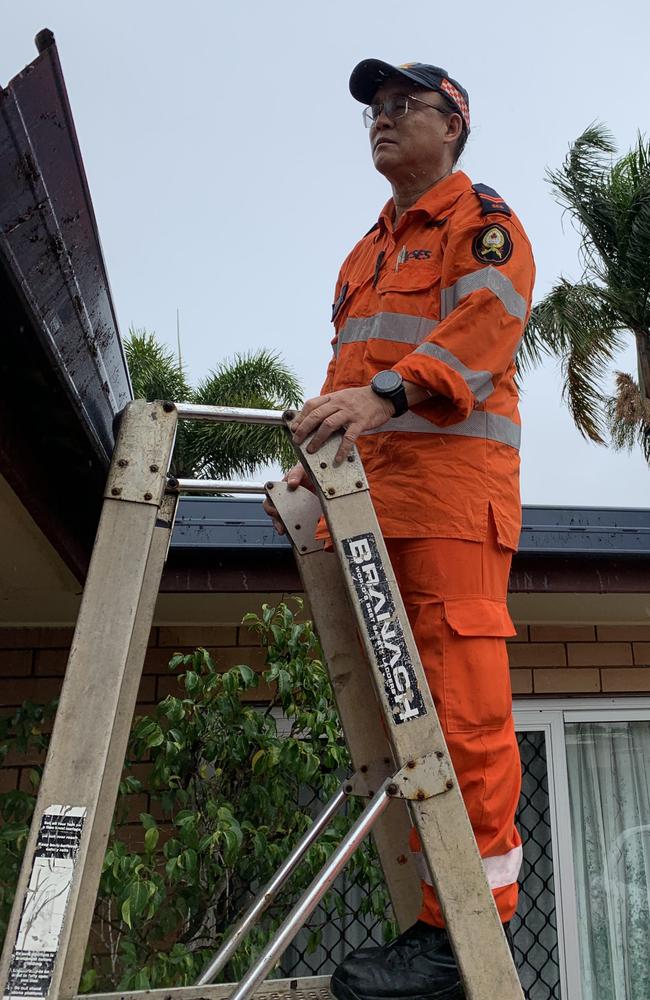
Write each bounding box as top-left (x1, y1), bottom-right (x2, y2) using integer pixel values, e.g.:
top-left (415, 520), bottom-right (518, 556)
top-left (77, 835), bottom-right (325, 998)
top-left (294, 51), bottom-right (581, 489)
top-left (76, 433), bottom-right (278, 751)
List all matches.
top-left (513, 696), bottom-right (650, 1000)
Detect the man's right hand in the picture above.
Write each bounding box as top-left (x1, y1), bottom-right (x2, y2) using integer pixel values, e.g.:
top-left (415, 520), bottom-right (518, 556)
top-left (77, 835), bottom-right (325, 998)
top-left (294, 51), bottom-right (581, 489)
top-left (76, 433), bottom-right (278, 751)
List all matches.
top-left (262, 463), bottom-right (314, 535)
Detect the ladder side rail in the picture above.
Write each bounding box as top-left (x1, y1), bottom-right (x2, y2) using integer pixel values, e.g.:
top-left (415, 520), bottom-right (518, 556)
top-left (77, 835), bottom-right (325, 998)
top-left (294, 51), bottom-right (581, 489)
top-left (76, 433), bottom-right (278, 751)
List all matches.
top-left (0, 401), bottom-right (178, 1000)
top-left (291, 429), bottom-right (524, 1000)
top-left (268, 483), bottom-right (421, 931)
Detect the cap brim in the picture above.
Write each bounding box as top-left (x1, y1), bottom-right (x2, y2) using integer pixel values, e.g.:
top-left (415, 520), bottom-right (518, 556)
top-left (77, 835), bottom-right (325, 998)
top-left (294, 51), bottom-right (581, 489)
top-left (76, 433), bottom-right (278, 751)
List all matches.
top-left (349, 59), bottom-right (425, 104)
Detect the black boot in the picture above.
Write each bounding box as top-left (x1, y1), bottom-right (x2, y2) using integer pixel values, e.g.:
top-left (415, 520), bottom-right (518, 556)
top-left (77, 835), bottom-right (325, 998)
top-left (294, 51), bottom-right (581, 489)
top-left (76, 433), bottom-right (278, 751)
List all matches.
top-left (330, 921), bottom-right (464, 1000)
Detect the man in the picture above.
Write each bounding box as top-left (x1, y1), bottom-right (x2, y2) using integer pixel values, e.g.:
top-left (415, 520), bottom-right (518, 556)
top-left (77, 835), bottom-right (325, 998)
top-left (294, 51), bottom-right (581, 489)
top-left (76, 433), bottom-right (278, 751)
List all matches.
top-left (265, 58), bottom-right (534, 999)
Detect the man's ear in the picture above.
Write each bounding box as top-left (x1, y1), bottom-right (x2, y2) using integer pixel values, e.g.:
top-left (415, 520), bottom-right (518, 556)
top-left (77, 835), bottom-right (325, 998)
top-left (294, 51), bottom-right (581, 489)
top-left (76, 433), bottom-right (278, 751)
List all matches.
top-left (445, 112), bottom-right (463, 143)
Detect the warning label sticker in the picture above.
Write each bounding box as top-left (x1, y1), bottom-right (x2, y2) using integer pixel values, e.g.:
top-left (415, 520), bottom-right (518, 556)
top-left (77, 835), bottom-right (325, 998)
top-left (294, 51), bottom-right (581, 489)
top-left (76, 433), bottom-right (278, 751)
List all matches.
top-left (4, 806), bottom-right (86, 1000)
top-left (342, 532), bottom-right (426, 725)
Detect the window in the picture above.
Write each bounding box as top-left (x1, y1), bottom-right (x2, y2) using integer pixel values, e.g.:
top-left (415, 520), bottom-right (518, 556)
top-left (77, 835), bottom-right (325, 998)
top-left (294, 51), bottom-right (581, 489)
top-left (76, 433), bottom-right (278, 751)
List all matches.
top-left (515, 700), bottom-right (650, 1000)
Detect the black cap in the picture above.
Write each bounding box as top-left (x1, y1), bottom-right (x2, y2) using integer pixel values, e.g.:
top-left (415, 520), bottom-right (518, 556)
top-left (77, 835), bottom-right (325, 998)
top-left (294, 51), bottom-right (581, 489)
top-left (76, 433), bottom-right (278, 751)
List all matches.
top-left (349, 59), bottom-right (470, 131)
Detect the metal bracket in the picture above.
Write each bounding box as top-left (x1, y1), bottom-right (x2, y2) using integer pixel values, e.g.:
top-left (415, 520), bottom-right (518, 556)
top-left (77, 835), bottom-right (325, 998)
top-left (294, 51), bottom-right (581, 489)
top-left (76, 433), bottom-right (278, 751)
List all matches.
top-left (344, 759), bottom-right (394, 799)
top-left (386, 750), bottom-right (455, 801)
top-left (283, 411), bottom-right (368, 499)
top-left (105, 400), bottom-right (177, 505)
top-left (343, 751), bottom-right (453, 802)
top-left (265, 483), bottom-right (324, 554)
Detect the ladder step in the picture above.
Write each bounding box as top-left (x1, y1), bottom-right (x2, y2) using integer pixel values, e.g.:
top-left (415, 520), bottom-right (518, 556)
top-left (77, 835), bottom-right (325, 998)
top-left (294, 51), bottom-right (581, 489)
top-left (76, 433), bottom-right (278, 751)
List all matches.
top-left (82, 974), bottom-right (332, 1000)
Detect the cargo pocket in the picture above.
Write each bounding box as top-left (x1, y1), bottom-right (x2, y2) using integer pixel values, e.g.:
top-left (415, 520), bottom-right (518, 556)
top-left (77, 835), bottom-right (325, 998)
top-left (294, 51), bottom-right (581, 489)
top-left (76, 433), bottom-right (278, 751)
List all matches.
top-left (442, 597), bottom-right (516, 733)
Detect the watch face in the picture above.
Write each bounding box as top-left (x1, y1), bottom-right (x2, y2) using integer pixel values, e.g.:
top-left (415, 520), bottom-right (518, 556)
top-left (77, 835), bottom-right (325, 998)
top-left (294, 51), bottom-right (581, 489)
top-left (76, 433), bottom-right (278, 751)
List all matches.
top-left (373, 369), bottom-right (402, 393)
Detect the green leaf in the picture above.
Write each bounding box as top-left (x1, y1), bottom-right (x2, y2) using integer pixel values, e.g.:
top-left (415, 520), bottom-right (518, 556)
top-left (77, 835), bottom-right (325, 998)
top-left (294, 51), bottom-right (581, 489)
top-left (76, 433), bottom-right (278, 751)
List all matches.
top-left (144, 827), bottom-right (159, 853)
top-left (121, 897), bottom-right (132, 929)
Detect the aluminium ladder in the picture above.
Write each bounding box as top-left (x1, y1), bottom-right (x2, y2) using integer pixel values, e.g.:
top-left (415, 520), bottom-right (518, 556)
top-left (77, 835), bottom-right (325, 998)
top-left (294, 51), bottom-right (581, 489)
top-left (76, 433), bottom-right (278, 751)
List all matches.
top-left (0, 400), bottom-right (524, 1000)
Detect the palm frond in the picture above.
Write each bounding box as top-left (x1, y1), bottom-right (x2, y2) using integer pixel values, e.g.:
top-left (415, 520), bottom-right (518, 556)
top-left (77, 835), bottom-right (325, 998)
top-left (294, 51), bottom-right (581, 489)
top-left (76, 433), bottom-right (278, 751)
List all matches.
top-left (522, 281), bottom-right (625, 441)
top-left (606, 371), bottom-right (650, 460)
top-left (125, 328), bottom-right (192, 403)
top-left (188, 350), bottom-right (304, 479)
top-left (547, 124), bottom-right (618, 272)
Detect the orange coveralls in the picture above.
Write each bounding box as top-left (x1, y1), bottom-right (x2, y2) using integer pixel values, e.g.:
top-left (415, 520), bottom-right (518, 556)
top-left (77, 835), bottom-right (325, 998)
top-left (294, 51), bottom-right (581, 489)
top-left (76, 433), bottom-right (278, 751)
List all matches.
top-left (322, 170), bottom-right (535, 925)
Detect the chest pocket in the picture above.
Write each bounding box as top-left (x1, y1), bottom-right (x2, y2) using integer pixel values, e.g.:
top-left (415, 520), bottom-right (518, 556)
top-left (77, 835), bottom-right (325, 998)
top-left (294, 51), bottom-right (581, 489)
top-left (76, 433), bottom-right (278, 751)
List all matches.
top-left (362, 261), bottom-right (440, 371)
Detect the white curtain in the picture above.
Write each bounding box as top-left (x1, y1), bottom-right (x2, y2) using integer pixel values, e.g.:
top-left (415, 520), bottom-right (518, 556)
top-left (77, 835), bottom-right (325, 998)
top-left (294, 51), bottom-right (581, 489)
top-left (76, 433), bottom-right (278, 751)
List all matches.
top-left (566, 721), bottom-right (650, 1000)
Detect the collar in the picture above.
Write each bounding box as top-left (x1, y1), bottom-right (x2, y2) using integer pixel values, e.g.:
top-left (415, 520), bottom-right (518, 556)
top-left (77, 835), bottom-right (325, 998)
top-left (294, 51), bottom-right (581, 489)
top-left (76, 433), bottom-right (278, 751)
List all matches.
top-left (378, 171), bottom-right (472, 233)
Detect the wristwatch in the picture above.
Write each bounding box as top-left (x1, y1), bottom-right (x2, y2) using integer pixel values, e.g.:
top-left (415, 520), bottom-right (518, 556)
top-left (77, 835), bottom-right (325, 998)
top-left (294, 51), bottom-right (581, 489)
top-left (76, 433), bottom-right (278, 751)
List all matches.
top-left (370, 370), bottom-right (409, 418)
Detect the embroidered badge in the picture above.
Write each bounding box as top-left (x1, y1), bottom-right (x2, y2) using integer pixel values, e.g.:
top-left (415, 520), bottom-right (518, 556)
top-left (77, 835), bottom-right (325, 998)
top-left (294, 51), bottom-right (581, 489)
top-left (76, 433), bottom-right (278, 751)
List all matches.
top-left (472, 224), bottom-right (513, 265)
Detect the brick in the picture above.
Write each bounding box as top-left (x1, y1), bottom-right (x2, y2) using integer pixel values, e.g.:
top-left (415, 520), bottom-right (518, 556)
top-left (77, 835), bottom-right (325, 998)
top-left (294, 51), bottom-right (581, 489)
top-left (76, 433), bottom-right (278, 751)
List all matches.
top-left (597, 625), bottom-right (650, 641)
top-left (0, 628), bottom-right (74, 649)
top-left (567, 642), bottom-right (632, 667)
top-left (529, 625), bottom-right (596, 642)
top-left (34, 649), bottom-right (68, 676)
top-left (3, 746), bottom-right (47, 767)
top-left (510, 669), bottom-right (533, 694)
top-left (602, 667), bottom-right (650, 692)
top-left (137, 677), bottom-right (156, 704)
top-left (633, 643), bottom-right (650, 666)
top-left (506, 625), bottom-right (529, 643)
top-left (213, 646), bottom-right (268, 671)
top-left (508, 644), bottom-right (566, 668)
top-left (533, 668), bottom-right (600, 694)
top-left (0, 677), bottom-right (62, 707)
top-left (143, 647), bottom-right (178, 675)
top-left (0, 650), bottom-right (33, 676)
top-left (158, 626), bottom-right (238, 648)
top-left (0, 768), bottom-right (19, 792)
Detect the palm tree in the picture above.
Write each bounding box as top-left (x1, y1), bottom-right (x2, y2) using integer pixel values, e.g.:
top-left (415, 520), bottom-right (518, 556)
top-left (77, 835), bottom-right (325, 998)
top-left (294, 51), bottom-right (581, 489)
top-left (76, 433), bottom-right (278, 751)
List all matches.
top-left (520, 125), bottom-right (650, 461)
top-left (125, 329), bottom-right (303, 479)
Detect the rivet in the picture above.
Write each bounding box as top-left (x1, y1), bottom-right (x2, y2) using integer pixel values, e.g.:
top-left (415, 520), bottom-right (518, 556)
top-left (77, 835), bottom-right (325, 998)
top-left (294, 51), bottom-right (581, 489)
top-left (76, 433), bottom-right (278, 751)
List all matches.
top-left (111, 487), bottom-right (121, 496)
top-left (294, 524), bottom-right (301, 530)
top-left (320, 461), bottom-right (328, 469)
top-left (117, 458), bottom-right (128, 468)
top-left (355, 480), bottom-right (363, 489)
top-left (344, 784), bottom-right (353, 794)
top-left (144, 492), bottom-right (153, 501)
top-left (162, 401), bottom-right (175, 413)
top-left (445, 779), bottom-right (454, 790)
top-left (407, 760), bottom-right (416, 769)
top-left (360, 764), bottom-right (368, 773)
top-left (387, 783), bottom-right (398, 796)
top-left (436, 751), bottom-right (444, 759)
top-left (397, 854), bottom-right (408, 865)
top-left (300, 545), bottom-right (307, 552)
top-left (327, 487), bottom-right (335, 496)
top-left (150, 464), bottom-right (159, 473)
top-left (347, 455), bottom-right (354, 462)
top-left (416, 790), bottom-right (426, 801)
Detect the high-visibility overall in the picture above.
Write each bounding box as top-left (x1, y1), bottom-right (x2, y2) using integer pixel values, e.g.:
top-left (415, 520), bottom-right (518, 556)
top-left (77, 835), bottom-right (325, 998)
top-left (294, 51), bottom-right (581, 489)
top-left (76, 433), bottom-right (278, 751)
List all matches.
top-left (322, 170), bottom-right (535, 925)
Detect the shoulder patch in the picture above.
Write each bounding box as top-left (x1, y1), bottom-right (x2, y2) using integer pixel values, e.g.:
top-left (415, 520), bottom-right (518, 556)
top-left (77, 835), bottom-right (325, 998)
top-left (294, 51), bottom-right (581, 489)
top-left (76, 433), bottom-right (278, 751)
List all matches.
top-left (472, 224), bottom-right (513, 265)
top-left (472, 183), bottom-right (512, 217)
top-left (363, 222), bottom-right (381, 238)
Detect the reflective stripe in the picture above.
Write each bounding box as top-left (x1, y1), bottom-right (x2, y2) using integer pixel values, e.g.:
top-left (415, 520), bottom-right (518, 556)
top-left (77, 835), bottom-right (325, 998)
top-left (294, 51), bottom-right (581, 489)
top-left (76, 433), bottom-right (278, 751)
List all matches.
top-left (440, 266), bottom-right (527, 321)
top-left (363, 409), bottom-right (521, 450)
top-left (413, 844), bottom-right (523, 890)
top-left (336, 313), bottom-right (438, 356)
top-left (414, 342), bottom-right (494, 402)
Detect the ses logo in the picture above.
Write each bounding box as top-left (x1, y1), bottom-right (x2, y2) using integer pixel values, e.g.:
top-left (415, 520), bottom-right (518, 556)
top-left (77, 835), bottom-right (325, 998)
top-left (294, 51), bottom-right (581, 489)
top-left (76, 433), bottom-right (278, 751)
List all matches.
top-left (344, 534), bottom-right (426, 725)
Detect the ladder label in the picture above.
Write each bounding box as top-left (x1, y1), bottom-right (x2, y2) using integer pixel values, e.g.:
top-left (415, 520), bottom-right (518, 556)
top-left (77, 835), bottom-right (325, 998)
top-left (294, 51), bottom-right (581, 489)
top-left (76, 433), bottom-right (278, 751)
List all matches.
top-left (4, 806), bottom-right (86, 1000)
top-left (342, 532), bottom-right (426, 725)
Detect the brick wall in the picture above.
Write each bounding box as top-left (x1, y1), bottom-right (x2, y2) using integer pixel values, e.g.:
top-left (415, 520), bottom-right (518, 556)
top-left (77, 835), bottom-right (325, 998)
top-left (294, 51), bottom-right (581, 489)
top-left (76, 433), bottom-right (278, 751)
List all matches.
top-left (0, 624), bottom-right (266, 796)
top-left (507, 624), bottom-right (650, 696)
top-left (2, 622), bottom-right (650, 794)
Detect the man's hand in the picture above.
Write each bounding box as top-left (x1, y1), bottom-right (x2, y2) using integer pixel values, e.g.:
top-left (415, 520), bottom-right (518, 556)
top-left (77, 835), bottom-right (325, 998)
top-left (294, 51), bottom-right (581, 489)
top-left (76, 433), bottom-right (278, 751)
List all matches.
top-left (289, 386), bottom-right (395, 464)
top-left (262, 463), bottom-right (313, 536)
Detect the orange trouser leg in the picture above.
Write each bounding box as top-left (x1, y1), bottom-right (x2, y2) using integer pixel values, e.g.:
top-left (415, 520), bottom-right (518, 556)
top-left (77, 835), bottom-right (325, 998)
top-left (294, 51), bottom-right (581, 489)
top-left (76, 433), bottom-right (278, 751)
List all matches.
top-left (386, 523), bottom-right (522, 927)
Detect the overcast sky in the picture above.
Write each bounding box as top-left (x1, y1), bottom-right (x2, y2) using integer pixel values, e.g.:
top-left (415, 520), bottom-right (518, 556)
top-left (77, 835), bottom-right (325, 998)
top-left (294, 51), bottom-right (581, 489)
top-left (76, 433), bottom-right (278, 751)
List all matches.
top-left (2, 0), bottom-right (649, 506)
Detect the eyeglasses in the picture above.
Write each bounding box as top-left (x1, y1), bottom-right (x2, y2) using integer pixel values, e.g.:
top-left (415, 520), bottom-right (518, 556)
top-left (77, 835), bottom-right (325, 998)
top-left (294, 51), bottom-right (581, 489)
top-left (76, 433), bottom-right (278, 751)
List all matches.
top-left (362, 94), bottom-right (451, 128)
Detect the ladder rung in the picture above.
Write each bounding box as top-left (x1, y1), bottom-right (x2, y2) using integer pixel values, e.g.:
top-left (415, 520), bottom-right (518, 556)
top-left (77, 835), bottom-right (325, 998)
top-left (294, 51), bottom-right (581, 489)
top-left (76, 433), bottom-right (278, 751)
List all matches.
top-left (82, 975), bottom-right (332, 1000)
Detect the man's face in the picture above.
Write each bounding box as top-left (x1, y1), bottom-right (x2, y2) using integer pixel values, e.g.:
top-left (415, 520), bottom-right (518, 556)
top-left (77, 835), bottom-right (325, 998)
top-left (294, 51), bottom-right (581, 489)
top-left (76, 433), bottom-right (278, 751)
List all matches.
top-left (368, 78), bottom-right (460, 183)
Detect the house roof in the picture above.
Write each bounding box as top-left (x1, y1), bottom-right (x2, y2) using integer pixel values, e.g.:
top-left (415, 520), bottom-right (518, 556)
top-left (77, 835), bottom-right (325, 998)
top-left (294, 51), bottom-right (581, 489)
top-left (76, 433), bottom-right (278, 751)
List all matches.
top-left (172, 496), bottom-right (650, 557)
